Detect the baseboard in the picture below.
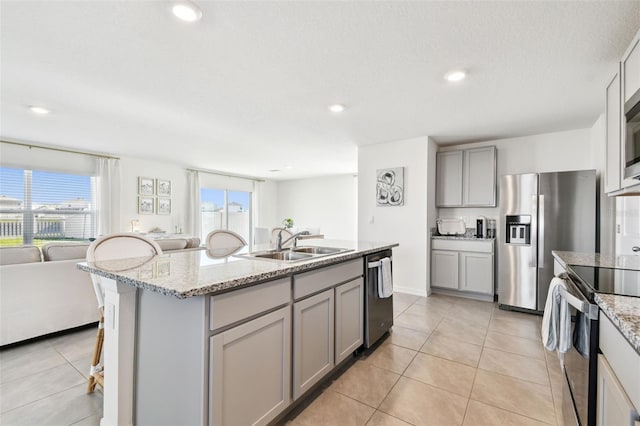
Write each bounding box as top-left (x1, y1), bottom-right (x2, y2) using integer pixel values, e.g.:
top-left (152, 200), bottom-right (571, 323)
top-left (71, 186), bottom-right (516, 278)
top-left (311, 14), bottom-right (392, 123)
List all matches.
top-left (393, 286), bottom-right (427, 297)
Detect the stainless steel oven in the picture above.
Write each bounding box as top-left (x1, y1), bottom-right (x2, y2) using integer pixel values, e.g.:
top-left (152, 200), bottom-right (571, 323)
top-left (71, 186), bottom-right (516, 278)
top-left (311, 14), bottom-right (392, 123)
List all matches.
top-left (624, 88), bottom-right (640, 180)
top-left (557, 272), bottom-right (599, 426)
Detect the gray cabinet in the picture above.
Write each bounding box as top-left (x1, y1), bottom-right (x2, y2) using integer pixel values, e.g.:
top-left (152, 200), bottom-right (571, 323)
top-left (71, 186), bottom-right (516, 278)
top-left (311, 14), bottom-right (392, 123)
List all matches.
top-left (293, 288), bottom-right (335, 400)
top-left (436, 146), bottom-right (496, 207)
top-left (605, 68), bottom-right (622, 194)
top-left (431, 250), bottom-right (459, 289)
top-left (431, 239), bottom-right (494, 298)
top-left (335, 278), bottom-right (364, 364)
top-left (459, 252), bottom-right (493, 294)
top-left (436, 150), bottom-right (463, 206)
top-left (622, 30), bottom-right (640, 103)
top-left (597, 355), bottom-right (639, 426)
top-left (210, 306), bottom-right (291, 426)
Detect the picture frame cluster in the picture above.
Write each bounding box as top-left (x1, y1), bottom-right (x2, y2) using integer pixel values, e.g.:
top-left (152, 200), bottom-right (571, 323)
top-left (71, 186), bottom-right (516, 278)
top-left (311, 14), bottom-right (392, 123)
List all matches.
top-left (138, 177), bottom-right (171, 215)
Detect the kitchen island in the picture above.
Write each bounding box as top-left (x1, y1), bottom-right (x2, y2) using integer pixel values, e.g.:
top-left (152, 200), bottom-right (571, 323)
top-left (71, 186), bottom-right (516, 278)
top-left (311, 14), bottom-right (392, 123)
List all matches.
top-left (78, 239), bottom-right (397, 426)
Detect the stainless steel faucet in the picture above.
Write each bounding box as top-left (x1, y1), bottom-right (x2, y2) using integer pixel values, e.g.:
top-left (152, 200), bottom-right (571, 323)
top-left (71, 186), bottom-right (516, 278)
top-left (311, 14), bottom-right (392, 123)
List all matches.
top-left (276, 230), bottom-right (310, 251)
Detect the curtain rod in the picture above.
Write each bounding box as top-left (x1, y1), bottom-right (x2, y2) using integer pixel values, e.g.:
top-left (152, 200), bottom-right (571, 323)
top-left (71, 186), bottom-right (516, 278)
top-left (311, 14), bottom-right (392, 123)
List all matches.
top-left (1, 140), bottom-right (120, 160)
top-left (186, 167), bottom-right (265, 182)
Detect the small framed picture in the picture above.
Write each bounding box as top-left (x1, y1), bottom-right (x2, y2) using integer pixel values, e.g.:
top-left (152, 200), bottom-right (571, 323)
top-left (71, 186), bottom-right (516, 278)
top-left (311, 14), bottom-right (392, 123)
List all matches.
top-left (157, 197), bottom-right (171, 215)
top-left (157, 179), bottom-right (171, 197)
top-left (138, 196), bottom-right (155, 214)
top-left (138, 177), bottom-right (155, 195)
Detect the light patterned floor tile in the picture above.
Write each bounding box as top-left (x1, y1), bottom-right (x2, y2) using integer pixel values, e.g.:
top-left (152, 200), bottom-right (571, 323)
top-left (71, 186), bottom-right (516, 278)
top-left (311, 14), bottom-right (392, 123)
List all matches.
top-left (289, 390), bottom-right (375, 426)
top-left (434, 318), bottom-right (487, 346)
top-left (330, 362), bottom-right (400, 408)
top-left (489, 316), bottom-right (541, 341)
top-left (386, 326), bottom-right (429, 351)
top-left (479, 347), bottom-right (549, 385)
top-left (420, 333), bottom-right (483, 367)
top-left (0, 346), bottom-right (67, 384)
top-left (364, 343), bottom-right (417, 375)
top-left (463, 400), bottom-right (552, 426)
top-left (379, 377), bottom-right (468, 426)
top-left (404, 353), bottom-right (477, 397)
top-left (470, 369), bottom-right (555, 424)
top-left (484, 331), bottom-right (545, 359)
top-left (366, 410), bottom-right (412, 426)
top-left (393, 312), bottom-right (436, 334)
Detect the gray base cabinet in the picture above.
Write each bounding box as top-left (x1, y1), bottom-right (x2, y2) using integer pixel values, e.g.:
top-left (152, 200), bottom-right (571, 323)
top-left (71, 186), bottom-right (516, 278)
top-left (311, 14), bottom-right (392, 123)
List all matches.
top-left (210, 306), bottom-right (291, 426)
top-left (431, 239), bottom-right (494, 296)
top-left (335, 278), bottom-right (364, 364)
top-left (597, 355), bottom-right (638, 426)
top-left (293, 288), bottom-right (335, 400)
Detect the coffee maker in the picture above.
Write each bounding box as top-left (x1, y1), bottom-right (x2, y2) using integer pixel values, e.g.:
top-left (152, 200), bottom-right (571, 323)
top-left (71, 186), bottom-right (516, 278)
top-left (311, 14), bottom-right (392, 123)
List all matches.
top-left (476, 216), bottom-right (487, 239)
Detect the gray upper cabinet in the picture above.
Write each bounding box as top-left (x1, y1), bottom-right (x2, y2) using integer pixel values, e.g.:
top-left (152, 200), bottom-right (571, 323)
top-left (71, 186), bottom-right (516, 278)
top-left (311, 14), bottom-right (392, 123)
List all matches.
top-left (605, 68), bottom-right (622, 194)
top-left (436, 150), bottom-right (463, 206)
top-left (437, 146), bottom-right (496, 207)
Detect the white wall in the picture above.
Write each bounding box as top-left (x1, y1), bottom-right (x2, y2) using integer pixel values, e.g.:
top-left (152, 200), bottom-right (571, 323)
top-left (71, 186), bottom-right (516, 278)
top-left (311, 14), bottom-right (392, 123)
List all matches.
top-left (358, 136), bottom-right (431, 296)
top-left (276, 175), bottom-right (357, 240)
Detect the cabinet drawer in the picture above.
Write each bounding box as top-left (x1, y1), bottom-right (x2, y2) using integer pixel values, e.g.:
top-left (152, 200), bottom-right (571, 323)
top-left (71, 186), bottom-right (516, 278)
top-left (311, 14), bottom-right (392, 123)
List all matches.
top-left (294, 259), bottom-right (362, 300)
top-left (599, 313), bottom-right (640, 410)
top-left (210, 278), bottom-right (291, 331)
top-left (432, 239), bottom-right (493, 253)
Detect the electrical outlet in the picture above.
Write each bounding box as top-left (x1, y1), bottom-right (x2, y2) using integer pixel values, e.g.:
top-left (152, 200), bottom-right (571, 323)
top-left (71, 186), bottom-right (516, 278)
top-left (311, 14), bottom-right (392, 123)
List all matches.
top-left (105, 303), bottom-right (116, 329)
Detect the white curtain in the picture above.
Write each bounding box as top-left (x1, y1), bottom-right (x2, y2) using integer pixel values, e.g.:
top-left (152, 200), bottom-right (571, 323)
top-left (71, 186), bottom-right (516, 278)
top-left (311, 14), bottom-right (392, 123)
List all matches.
top-left (186, 170), bottom-right (201, 239)
top-left (96, 158), bottom-right (121, 236)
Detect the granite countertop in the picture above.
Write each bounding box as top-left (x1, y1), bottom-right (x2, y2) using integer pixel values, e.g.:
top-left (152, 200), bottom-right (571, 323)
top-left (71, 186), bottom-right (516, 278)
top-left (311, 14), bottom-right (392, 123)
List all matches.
top-left (552, 250), bottom-right (640, 271)
top-left (77, 239), bottom-right (397, 299)
top-left (595, 293), bottom-right (640, 354)
top-left (432, 235), bottom-right (495, 241)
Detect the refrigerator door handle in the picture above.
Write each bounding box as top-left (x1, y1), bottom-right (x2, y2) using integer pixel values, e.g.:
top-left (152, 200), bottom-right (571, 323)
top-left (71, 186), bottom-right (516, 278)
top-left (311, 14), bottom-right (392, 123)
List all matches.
top-left (531, 195), bottom-right (538, 267)
top-left (538, 195), bottom-right (545, 269)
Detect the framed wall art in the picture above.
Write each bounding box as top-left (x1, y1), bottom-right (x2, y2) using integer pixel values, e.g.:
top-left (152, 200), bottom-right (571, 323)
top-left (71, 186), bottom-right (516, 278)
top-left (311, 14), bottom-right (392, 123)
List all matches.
top-left (138, 196), bottom-right (155, 214)
top-left (157, 179), bottom-right (171, 197)
top-left (157, 197), bottom-right (171, 215)
top-left (376, 167), bottom-right (404, 206)
top-left (138, 177), bottom-right (155, 195)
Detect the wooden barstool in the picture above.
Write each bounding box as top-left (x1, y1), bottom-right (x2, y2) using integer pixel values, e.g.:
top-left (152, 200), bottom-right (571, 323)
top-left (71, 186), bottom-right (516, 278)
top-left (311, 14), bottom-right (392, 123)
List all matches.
top-left (85, 233), bottom-right (162, 393)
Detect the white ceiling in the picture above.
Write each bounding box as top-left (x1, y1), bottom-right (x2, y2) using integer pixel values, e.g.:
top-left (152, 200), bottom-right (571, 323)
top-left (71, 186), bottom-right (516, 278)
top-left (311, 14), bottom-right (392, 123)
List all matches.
top-left (1, 1), bottom-right (639, 180)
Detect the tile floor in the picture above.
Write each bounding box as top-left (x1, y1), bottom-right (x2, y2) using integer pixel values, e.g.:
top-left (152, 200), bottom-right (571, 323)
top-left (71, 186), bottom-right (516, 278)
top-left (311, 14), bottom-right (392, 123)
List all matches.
top-left (0, 293), bottom-right (565, 426)
top-left (288, 293), bottom-right (566, 426)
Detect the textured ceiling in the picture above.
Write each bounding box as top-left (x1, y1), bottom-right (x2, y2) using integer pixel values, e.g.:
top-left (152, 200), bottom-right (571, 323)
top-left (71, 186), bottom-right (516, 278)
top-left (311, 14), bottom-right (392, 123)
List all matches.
top-left (1, 1), bottom-right (639, 179)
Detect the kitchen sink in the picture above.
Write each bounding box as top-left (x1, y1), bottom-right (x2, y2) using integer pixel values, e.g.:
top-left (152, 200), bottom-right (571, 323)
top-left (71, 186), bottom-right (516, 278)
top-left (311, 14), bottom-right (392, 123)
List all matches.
top-left (235, 246), bottom-right (351, 263)
top-left (292, 246), bottom-right (345, 255)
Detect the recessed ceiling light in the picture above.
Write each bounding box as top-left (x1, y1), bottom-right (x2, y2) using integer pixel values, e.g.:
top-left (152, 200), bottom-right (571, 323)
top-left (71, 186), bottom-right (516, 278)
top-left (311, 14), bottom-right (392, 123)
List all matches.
top-left (171, 1), bottom-right (203, 22)
top-left (284, 165), bottom-right (293, 170)
top-left (268, 169), bottom-right (281, 173)
top-left (444, 70), bottom-right (466, 82)
top-left (328, 104), bottom-right (346, 113)
top-left (29, 105), bottom-right (50, 115)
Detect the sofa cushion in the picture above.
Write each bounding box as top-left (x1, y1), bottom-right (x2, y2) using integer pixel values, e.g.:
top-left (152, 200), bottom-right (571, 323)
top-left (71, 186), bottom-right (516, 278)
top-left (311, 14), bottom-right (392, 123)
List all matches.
top-left (0, 246), bottom-right (42, 265)
top-left (186, 237), bottom-right (201, 249)
top-left (41, 242), bottom-right (91, 261)
top-left (156, 238), bottom-right (188, 252)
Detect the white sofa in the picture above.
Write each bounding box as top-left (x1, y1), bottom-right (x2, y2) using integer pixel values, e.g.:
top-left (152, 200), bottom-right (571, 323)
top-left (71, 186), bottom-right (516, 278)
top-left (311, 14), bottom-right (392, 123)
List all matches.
top-left (0, 238), bottom-right (201, 346)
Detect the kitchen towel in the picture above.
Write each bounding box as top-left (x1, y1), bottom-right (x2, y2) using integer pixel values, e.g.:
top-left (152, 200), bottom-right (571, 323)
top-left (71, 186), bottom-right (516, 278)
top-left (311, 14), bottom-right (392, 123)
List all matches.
top-left (573, 309), bottom-right (590, 358)
top-left (378, 257), bottom-right (393, 298)
top-left (541, 275), bottom-right (572, 354)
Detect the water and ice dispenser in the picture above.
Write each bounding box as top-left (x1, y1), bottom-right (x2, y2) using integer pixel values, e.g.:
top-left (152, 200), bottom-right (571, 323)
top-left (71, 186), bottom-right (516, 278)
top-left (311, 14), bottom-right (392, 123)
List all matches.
top-left (505, 215), bottom-right (531, 245)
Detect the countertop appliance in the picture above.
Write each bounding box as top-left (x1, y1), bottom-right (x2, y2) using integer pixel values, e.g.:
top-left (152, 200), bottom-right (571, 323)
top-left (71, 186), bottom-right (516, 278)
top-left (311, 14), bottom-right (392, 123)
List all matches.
top-left (476, 216), bottom-right (487, 238)
top-left (364, 250), bottom-right (393, 348)
top-left (624, 87), bottom-right (640, 180)
top-left (498, 170), bottom-right (596, 311)
top-left (436, 217), bottom-right (466, 236)
top-left (559, 265), bottom-right (640, 426)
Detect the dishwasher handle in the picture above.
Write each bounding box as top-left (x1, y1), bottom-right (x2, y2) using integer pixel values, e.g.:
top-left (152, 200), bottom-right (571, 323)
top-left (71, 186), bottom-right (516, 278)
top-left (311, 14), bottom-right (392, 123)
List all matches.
top-left (368, 257), bottom-right (392, 269)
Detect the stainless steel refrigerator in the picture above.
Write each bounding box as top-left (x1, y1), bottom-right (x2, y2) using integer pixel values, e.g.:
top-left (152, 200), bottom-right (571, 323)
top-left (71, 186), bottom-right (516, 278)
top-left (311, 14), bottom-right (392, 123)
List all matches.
top-left (498, 170), bottom-right (596, 311)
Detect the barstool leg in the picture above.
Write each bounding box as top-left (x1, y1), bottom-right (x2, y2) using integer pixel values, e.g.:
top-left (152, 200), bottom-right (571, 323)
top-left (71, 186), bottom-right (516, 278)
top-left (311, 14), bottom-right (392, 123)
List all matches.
top-left (87, 311), bottom-right (104, 393)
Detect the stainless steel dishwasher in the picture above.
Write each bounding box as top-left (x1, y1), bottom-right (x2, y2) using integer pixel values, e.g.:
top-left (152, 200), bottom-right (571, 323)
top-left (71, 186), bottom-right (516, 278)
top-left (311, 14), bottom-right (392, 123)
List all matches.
top-left (364, 250), bottom-right (394, 348)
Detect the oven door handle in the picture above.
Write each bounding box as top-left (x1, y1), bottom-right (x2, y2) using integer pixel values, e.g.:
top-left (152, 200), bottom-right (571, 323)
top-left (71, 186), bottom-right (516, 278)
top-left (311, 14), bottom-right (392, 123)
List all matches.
top-left (558, 278), bottom-right (599, 320)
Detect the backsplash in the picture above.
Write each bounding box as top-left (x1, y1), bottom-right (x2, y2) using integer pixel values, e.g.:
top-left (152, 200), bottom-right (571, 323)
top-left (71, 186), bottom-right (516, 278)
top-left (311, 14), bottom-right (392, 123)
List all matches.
top-left (431, 227), bottom-right (476, 238)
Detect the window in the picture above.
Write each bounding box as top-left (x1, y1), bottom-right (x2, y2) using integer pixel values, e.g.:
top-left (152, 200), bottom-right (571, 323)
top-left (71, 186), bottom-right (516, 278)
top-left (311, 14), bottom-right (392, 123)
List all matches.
top-left (0, 167), bottom-right (96, 247)
top-left (201, 188), bottom-right (252, 251)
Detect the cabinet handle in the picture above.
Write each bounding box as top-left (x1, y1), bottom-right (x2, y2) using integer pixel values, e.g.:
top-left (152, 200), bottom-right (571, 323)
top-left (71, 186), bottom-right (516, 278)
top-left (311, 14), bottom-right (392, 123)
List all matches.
top-left (632, 246), bottom-right (640, 252)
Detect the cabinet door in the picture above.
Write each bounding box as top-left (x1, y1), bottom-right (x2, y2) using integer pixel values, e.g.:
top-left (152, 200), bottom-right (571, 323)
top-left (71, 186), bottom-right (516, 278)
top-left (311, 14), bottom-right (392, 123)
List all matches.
top-left (293, 288), bottom-right (334, 400)
top-left (210, 306), bottom-right (291, 426)
top-left (597, 355), bottom-right (639, 426)
top-left (431, 250), bottom-right (459, 289)
top-left (335, 278), bottom-right (364, 364)
top-left (436, 150), bottom-right (463, 207)
top-left (605, 69), bottom-right (622, 193)
top-left (459, 252), bottom-right (494, 295)
top-left (622, 31), bottom-right (640, 103)
top-left (463, 146), bottom-right (496, 206)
